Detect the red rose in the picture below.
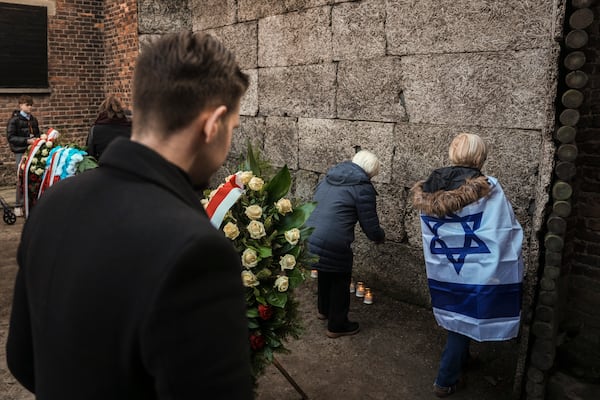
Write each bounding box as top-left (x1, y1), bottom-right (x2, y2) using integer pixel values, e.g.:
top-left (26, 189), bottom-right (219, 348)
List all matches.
top-left (258, 304), bottom-right (273, 320)
top-left (250, 334), bottom-right (265, 350)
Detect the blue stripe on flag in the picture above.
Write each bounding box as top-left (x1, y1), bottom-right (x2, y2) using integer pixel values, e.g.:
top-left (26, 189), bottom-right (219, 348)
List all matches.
top-left (428, 279), bottom-right (522, 320)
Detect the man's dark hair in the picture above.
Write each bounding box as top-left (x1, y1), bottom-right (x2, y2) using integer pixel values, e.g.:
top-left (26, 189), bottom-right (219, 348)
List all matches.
top-left (133, 31), bottom-right (249, 135)
top-left (18, 95), bottom-right (33, 106)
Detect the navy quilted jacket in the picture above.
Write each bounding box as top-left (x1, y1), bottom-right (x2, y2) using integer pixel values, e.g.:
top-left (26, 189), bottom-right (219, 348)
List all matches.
top-left (306, 161), bottom-right (385, 273)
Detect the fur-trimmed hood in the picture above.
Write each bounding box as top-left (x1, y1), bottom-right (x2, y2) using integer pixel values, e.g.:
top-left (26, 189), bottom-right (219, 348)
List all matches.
top-left (411, 167), bottom-right (491, 217)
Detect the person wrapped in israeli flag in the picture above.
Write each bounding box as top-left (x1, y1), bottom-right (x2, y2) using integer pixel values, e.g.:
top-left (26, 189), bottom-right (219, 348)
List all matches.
top-left (411, 132), bottom-right (523, 398)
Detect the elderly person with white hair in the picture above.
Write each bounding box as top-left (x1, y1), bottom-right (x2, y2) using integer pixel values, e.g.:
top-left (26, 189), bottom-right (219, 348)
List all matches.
top-left (306, 150), bottom-right (385, 339)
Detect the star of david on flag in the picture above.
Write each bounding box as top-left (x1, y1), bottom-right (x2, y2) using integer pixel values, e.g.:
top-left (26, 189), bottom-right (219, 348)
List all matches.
top-left (421, 212), bottom-right (491, 275)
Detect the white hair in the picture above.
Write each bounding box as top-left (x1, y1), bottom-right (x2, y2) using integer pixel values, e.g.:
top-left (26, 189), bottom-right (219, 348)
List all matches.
top-left (352, 150), bottom-right (380, 178)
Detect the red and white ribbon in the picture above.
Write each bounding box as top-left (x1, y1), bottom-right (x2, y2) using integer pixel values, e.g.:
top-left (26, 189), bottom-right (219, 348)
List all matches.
top-left (205, 172), bottom-right (245, 228)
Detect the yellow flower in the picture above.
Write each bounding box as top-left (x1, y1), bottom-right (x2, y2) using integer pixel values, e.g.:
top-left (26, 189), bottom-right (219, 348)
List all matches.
top-left (284, 228), bottom-right (301, 245)
top-left (242, 248), bottom-right (258, 268)
top-left (245, 205), bottom-right (263, 220)
top-left (248, 177), bottom-right (264, 191)
top-left (242, 270), bottom-right (260, 287)
top-left (240, 171), bottom-right (254, 185)
top-left (274, 276), bottom-right (289, 292)
top-left (275, 198), bottom-right (293, 215)
top-left (247, 220), bottom-right (266, 239)
top-left (223, 222), bottom-right (240, 240)
top-left (279, 254), bottom-right (296, 271)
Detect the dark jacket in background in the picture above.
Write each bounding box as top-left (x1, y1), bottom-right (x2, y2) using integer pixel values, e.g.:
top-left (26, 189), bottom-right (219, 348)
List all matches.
top-left (6, 110), bottom-right (40, 153)
top-left (306, 161), bottom-right (385, 273)
top-left (6, 138), bottom-right (253, 399)
top-left (86, 113), bottom-right (132, 160)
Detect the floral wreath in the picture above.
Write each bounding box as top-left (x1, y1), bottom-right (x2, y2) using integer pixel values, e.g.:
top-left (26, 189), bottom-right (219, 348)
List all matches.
top-left (204, 146), bottom-right (317, 381)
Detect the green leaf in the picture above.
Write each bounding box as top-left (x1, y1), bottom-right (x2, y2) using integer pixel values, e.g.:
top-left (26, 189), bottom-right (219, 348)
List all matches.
top-left (266, 291), bottom-right (288, 308)
top-left (279, 202), bottom-right (317, 231)
top-left (264, 165), bottom-right (291, 205)
top-left (257, 246), bottom-right (272, 258)
top-left (288, 267), bottom-right (305, 289)
top-left (248, 319), bottom-right (260, 329)
top-left (247, 308), bottom-right (259, 318)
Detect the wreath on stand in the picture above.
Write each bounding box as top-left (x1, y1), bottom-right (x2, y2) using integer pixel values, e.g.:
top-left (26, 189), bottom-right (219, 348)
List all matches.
top-left (204, 146), bottom-right (316, 393)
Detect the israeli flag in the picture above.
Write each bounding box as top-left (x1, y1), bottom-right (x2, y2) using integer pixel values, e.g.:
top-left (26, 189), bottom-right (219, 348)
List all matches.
top-left (420, 177), bottom-right (524, 342)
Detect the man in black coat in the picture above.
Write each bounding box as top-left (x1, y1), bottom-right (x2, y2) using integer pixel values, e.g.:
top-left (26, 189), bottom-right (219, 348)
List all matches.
top-left (6, 95), bottom-right (41, 216)
top-left (306, 150), bottom-right (385, 338)
top-left (6, 32), bottom-right (253, 399)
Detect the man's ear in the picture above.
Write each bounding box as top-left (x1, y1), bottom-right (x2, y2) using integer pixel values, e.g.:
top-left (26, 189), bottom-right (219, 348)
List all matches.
top-left (202, 105), bottom-right (228, 143)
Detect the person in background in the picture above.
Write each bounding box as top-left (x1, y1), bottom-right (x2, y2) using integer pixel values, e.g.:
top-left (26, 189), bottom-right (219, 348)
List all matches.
top-left (6, 31), bottom-right (252, 399)
top-left (306, 150), bottom-right (385, 339)
top-left (6, 95), bottom-right (40, 217)
top-left (86, 95), bottom-right (132, 160)
top-left (411, 133), bottom-right (523, 398)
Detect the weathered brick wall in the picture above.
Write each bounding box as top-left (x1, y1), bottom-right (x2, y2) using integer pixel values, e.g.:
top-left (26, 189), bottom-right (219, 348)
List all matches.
top-left (103, 0), bottom-right (137, 109)
top-left (0, 0), bottom-right (104, 185)
top-left (0, 0), bottom-right (138, 187)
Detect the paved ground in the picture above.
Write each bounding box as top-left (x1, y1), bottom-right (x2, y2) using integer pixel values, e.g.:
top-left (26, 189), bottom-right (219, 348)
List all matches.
top-left (0, 186), bottom-right (522, 400)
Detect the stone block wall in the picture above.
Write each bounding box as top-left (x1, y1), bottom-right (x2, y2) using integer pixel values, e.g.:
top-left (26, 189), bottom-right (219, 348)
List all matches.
top-left (149, 0), bottom-right (562, 311)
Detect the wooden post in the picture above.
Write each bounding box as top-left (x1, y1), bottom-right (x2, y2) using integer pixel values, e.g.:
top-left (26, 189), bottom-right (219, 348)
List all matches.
top-left (554, 126), bottom-right (576, 143)
top-left (572, 0), bottom-right (596, 9)
top-left (559, 108), bottom-right (580, 126)
top-left (561, 89), bottom-right (584, 108)
top-left (555, 161), bottom-right (576, 181)
top-left (565, 70), bottom-right (588, 89)
top-left (547, 215), bottom-right (567, 234)
top-left (565, 29), bottom-right (589, 49)
top-left (569, 8), bottom-right (595, 29)
top-left (552, 181), bottom-right (573, 201)
top-left (272, 357), bottom-right (309, 400)
top-left (564, 51), bottom-right (586, 70)
top-left (552, 200), bottom-right (571, 217)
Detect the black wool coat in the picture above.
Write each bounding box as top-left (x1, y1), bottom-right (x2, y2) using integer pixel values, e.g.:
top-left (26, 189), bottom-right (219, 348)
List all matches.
top-left (6, 138), bottom-right (253, 400)
top-left (6, 110), bottom-right (40, 153)
top-left (306, 161), bottom-right (385, 273)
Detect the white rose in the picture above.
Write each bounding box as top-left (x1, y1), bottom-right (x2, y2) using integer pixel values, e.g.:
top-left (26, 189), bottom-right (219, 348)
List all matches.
top-left (240, 171), bottom-right (254, 185)
top-left (223, 222), bottom-right (240, 240)
top-left (40, 134), bottom-right (48, 140)
top-left (41, 149), bottom-right (49, 156)
top-left (245, 205), bottom-right (263, 220)
top-left (279, 254), bottom-right (296, 271)
top-left (200, 199), bottom-right (209, 209)
top-left (274, 276), bottom-right (289, 292)
top-left (45, 141), bottom-right (53, 148)
top-left (31, 157), bottom-right (39, 164)
top-left (248, 177), bottom-right (264, 191)
top-left (242, 248), bottom-right (258, 268)
top-left (276, 198), bottom-right (293, 215)
top-left (247, 220), bottom-right (266, 239)
top-left (30, 166), bottom-right (36, 173)
top-left (241, 270), bottom-right (260, 287)
top-left (284, 228), bottom-right (301, 246)
top-left (35, 168), bottom-right (44, 176)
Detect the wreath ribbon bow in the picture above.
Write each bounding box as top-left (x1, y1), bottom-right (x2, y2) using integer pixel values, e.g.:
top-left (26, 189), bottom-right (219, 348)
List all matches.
top-left (205, 172), bottom-right (245, 228)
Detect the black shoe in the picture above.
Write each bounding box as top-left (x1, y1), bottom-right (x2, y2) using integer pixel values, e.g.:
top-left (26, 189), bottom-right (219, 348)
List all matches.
top-left (326, 322), bottom-right (360, 338)
top-left (433, 377), bottom-right (465, 398)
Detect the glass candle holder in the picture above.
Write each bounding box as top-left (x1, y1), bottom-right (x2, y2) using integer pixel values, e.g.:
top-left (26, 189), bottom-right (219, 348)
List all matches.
top-left (310, 269), bottom-right (318, 278)
top-left (349, 281), bottom-right (356, 293)
top-left (355, 281), bottom-right (365, 297)
top-left (363, 288), bottom-right (373, 305)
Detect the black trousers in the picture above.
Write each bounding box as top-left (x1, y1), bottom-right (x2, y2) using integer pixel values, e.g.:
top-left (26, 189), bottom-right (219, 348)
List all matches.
top-left (317, 270), bottom-right (352, 331)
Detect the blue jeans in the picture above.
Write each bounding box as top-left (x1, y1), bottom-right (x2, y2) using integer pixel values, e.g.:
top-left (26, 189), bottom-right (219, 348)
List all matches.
top-left (15, 153), bottom-right (24, 207)
top-left (435, 330), bottom-right (471, 387)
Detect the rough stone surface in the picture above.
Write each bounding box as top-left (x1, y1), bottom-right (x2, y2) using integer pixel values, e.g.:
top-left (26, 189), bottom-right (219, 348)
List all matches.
top-left (332, 0), bottom-right (386, 61)
top-left (337, 56), bottom-right (406, 122)
top-left (372, 182), bottom-right (408, 244)
top-left (263, 116), bottom-right (299, 169)
top-left (230, 116), bottom-right (266, 164)
top-left (297, 118), bottom-right (395, 183)
top-left (138, 0), bottom-right (190, 33)
top-left (238, 0), bottom-right (331, 21)
top-left (401, 50), bottom-right (552, 129)
top-left (258, 7), bottom-right (332, 67)
top-left (290, 168), bottom-right (320, 202)
top-left (240, 69), bottom-right (258, 117)
top-left (205, 22), bottom-right (258, 70)
top-left (258, 64), bottom-right (337, 118)
top-left (190, 0), bottom-right (236, 31)
top-left (546, 371), bottom-right (600, 400)
top-left (386, 0), bottom-right (554, 55)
